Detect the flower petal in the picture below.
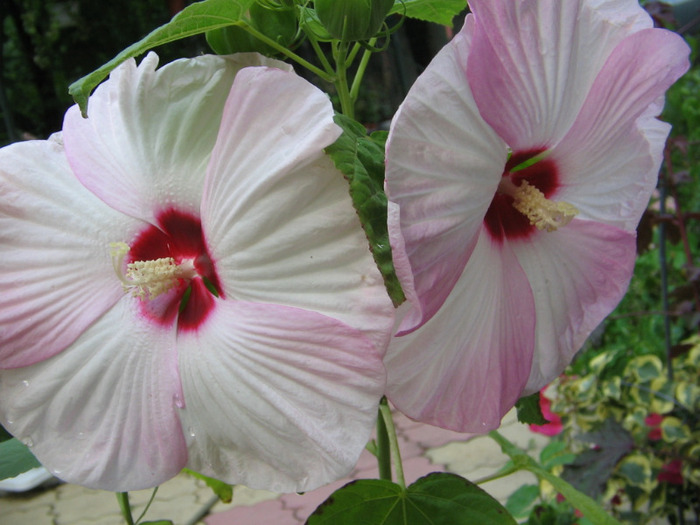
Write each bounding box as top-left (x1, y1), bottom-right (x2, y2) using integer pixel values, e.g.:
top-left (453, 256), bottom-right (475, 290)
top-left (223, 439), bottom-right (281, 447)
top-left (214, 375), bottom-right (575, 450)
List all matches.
top-left (467, 0), bottom-right (653, 150)
top-left (0, 137), bottom-right (137, 368)
top-left (176, 300), bottom-right (386, 493)
top-left (63, 53), bottom-right (290, 224)
top-left (0, 298), bottom-right (187, 491)
top-left (512, 220), bottom-right (637, 393)
top-left (385, 16), bottom-right (506, 333)
top-left (553, 28), bottom-right (690, 230)
top-left (202, 67), bottom-right (393, 353)
top-left (385, 229), bottom-right (535, 432)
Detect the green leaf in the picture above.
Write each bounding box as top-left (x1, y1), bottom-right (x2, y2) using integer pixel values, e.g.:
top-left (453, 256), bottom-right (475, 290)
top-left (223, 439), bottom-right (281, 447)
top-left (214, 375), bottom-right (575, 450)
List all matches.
top-left (307, 472), bottom-right (516, 524)
top-left (325, 114), bottom-right (405, 306)
top-left (489, 431), bottom-right (622, 525)
top-left (68, 0), bottom-right (256, 116)
top-left (0, 438), bottom-right (42, 481)
top-left (538, 441), bottom-right (576, 470)
top-left (505, 484), bottom-right (540, 519)
top-left (515, 392), bottom-right (547, 426)
top-left (183, 468), bottom-right (234, 503)
top-left (390, 0), bottom-right (466, 27)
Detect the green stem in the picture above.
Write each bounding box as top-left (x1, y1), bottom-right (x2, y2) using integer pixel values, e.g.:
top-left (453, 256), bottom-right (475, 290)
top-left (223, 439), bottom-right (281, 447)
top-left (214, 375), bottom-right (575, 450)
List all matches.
top-left (345, 42), bottom-right (362, 68)
top-left (376, 399), bottom-right (393, 482)
top-left (473, 464), bottom-right (521, 485)
top-left (333, 41), bottom-right (354, 118)
top-left (379, 402), bottom-right (405, 489)
top-left (349, 38), bottom-right (377, 104)
top-left (242, 24), bottom-right (333, 82)
top-left (134, 486), bottom-right (159, 524)
top-left (116, 492), bottom-right (135, 525)
top-left (307, 34), bottom-right (335, 77)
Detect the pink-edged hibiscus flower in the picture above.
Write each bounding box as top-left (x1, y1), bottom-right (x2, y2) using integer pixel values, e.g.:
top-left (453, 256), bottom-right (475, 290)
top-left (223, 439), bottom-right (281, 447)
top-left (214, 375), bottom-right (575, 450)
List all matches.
top-left (0, 52), bottom-right (394, 492)
top-left (384, 0), bottom-right (689, 432)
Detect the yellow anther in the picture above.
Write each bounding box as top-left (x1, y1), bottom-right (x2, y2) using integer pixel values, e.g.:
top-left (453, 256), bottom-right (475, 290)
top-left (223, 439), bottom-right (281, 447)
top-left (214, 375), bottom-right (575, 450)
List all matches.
top-left (511, 181), bottom-right (578, 232)
top-left (110, 242), bottom-right (196, 300)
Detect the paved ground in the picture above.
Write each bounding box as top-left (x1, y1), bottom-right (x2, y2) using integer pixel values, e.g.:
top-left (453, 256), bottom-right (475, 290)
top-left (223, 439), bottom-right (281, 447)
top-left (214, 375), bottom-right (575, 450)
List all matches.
top-left (1, 409), bottom-right (548, 525)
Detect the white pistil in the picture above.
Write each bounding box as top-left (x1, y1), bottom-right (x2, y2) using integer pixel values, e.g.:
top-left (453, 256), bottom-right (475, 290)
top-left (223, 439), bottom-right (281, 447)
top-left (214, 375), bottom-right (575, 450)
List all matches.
top-left (110, 242), bottom-right (196, 299)
top-left (498, 179), bottom-right (578, 232)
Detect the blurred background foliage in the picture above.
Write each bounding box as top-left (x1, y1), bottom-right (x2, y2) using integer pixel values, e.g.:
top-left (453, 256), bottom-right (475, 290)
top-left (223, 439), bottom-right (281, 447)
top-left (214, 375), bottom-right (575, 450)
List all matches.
top-left (0, 0), bottom-right (206, 145)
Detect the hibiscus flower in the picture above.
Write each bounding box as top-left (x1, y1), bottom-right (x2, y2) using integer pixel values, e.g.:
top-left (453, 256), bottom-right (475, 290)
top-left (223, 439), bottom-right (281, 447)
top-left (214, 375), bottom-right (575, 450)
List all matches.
top-left (384, 0), bottom-right (689, 432)
top-left (0, 53), bottom-right (394, 492)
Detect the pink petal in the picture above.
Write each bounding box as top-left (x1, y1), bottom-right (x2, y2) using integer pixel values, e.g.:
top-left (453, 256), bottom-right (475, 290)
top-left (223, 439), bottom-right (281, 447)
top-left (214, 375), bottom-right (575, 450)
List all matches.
top-left (512, 220), bottom-right (637, 393)
top-left (63, 53), bottom-right (290, 224)
top-left (0, 138), bottom-right (138, 368)
top-left (553, 28), bottom-right (690, 230)
top-left (0, 298), bottom-right (187, 491)
top-left (202, 67), bottom-right (393, 354)
top-left (467, 0), bottom-right (653, 150)
top-left (176, 300), bottom-right (385, 493)
top-left (385, 16), bottom-right (506, 333)
top-left (385, 229), bottom-right (535, 432)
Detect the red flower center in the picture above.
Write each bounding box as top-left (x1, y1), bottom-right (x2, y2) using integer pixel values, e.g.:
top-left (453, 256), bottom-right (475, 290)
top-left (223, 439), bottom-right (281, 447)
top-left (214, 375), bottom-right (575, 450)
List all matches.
top-left (125, 208), bottom-right (224, 332)
top-left (483, 149), bottom-right (560, 242)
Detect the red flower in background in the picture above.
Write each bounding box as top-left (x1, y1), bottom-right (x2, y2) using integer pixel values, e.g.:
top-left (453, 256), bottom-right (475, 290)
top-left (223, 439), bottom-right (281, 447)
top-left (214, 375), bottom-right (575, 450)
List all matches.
top-left (658, 459), bottom-right (684, 485)
top-left (645, 412), bottom-right (664, 441)
top-left (529, 390), bottom-right (563, 436)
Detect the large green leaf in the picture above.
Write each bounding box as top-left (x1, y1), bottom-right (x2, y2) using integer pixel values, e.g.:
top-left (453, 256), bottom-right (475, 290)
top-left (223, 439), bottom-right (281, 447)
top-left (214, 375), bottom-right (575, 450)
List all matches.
top-left (307, 473), bottom-right (516, 524)
top-left (390, 0), bottom-right (467, 26)
top-left (68, 0), bottom-right (256, 116)
top-left (325, 114), bottom-right (405, 306)
top-left (0, 438), bottom-right (42, 481)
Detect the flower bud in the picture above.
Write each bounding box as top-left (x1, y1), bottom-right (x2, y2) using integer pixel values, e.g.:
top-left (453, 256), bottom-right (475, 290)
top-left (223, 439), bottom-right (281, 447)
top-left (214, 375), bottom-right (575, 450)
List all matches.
top-left (315, 0), bottom-right (394, 41)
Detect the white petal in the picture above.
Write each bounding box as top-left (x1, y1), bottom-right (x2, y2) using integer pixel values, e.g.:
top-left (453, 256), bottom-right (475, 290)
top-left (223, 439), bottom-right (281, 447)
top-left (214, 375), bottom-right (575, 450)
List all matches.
top-left (385, 229), bottom-right (535, 432)
top-left (0, 138), bottom-right (138, 368)
top-left (0, 298), bottom-right (187, 491)
top-left (385, 16), bottom-right (506, 333)
top-left (176, 300), bottom-right (386, 493)
top-left (467, 0), bottom-right (653, 150)
top-left (202, 67), bottom-right (393, 353)
top-left (552, 29), bottom-right (690, 230)
top-left (512, 220), bottom-right (637, 393)
top-left (63, 53), bottom-right (290, 223)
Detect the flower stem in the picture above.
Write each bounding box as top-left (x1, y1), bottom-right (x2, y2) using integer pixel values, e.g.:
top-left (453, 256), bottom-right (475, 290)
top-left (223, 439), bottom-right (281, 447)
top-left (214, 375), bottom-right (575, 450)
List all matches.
top-left (241, 24), bottom-right (334, 82)
top-left (473, 464), bottom-right (521, 485)
top-left (333, 41), bottom-right (355, 118)
top-left (307, 34), bottom-right (335, 77)
top-left (134, 486), bottom-right (159, 524)
top-left (379, 401), bottom-right (405, 489)
top-left (376, 399), bottom-right (392, 482)
top-left (349, 38), bottom-right (377, 103)
top-left (116, 492), bottom-right (135, 525)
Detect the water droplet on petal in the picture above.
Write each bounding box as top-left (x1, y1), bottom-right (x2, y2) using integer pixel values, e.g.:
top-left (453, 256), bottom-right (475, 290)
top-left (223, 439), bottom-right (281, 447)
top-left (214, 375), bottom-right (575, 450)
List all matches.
top-left (188, 427), bottom-right (196, 438)
top-left (22, 437), bottom-right (34, 447)
top-left (173, 393), bottom-right (185, 408)
top-left (21, 380), bottom-right (29, 388)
